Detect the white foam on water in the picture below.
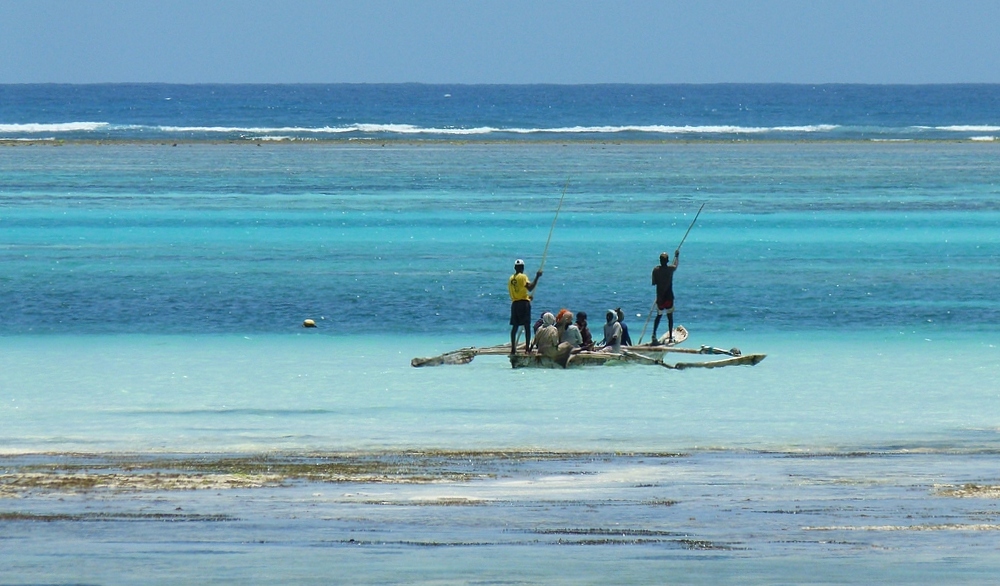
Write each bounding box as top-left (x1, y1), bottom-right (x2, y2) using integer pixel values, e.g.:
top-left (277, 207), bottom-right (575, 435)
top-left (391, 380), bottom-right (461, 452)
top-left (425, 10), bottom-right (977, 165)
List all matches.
top-left (0, 122), bottom-right (108, 132)
top-left (145, 123), bottom-right (842, 136)
top-left (937, 125), bottom-right (1000, 132)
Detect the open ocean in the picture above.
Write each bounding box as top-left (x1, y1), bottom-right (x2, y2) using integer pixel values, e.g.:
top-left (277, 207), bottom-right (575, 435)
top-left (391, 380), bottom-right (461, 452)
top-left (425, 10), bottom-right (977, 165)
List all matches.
top-left (2, 84), bottom-right (1000, 584)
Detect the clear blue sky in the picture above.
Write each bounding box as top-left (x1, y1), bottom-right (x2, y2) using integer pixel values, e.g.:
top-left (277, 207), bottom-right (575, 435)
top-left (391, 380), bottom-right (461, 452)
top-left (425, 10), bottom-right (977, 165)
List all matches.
top-left (2, 0), bottom-right (998, 84)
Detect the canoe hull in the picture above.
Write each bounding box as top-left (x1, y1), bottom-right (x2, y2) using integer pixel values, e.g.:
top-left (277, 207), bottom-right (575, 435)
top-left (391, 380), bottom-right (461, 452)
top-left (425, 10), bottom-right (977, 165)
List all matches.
top-left (409, 323), bottom-right (763, 371)
top-left (509, 351), bottom-right (634, 369)
top-left (508, 351), bottom-right (767, 370)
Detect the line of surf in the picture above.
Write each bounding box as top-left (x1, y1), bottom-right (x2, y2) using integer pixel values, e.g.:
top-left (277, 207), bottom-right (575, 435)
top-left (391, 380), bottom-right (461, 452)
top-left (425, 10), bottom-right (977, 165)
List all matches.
top-left (5, 122), bottom-right (998, 140)
top-left (2, 122), bottom-right (842, 135)
top-left (0, 122), bottom-right (109, 132)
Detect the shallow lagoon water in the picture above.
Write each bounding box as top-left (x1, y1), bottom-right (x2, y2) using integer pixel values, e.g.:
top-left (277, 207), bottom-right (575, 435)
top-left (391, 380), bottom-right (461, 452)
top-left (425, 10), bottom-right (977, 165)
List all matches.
top-left (4, 331), bottom-right (1000, 583)
top-left (2, 331), bottom-right (999, 454)
top-left (5, 447), bottom-right (1000, 584)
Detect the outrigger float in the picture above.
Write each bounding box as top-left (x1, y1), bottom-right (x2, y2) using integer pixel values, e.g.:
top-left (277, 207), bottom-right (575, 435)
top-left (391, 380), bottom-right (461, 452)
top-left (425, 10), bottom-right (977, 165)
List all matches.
top-left (411, 326), bottom-right (767, 370)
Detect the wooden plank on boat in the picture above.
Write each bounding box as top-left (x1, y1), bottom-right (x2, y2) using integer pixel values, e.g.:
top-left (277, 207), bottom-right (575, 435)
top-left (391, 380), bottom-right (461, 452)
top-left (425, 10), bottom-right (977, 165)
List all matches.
top-left (410, 330), bottom-right (762, 371)
top-left (509, 351), bottom-right (639, 369)
top-left (506, 350), bottom-right (766, 370)
top-left (670, 354), bottom-right (766, 369)
top-left (410, 348), bottom-right (477, 367)
top-left (623, 344), bottom-right (741, 358)
top-left (411, 344), bottom-right (509, 367)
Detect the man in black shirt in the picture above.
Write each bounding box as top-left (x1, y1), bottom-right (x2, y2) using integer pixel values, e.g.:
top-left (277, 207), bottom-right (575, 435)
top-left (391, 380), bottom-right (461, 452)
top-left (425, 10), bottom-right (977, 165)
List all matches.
top-left (651, 250), bottom-right (679, 344)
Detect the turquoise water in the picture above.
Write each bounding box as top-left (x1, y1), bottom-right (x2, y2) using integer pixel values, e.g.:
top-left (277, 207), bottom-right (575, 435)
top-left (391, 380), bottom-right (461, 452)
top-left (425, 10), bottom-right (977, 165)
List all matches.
top-left (2, 332), bottom-right (999, 454)
top-left (2, 135), bottom-right (1000, 583)
top-left (3, 143), bottom-right (999, 335)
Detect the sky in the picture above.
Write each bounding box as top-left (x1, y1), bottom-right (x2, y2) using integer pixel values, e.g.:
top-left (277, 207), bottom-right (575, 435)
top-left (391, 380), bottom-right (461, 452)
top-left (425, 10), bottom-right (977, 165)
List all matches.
top-left (1, 0), bottom-right (999, 84)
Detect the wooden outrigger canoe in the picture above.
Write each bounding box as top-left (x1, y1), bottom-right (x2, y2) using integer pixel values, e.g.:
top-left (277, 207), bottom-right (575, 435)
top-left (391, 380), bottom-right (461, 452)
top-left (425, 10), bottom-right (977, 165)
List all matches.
top-left (507, 349), bottom-right (766, 370)
top-left (411, 338), bottom-right (766, 370)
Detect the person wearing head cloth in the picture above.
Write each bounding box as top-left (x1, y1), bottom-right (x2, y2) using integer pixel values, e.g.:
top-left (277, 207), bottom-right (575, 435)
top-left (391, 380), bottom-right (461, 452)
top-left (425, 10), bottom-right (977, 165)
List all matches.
top-left (601, 309), bottom-right (623, 353)
top-left (615, 307), bottom-right (633, 347)
top-left (508, 258), bottom-right (542, 354)
top-left (651, 249), bottom-right (679, 344)
top-left (557, 309), bottom-right (583, 349)
top-left (575, 311), bottom-right (594, 351)
top-left (534, 312), bottom-right (573, 368)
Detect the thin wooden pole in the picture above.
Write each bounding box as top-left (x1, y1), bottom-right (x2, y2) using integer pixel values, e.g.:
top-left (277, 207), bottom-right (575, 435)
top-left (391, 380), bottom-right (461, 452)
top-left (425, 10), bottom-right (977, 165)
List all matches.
top-left (635, 301), bottom-right (657, 346)
top-left (538, 180), bottom-right (569, 273)
top-left (676, 203), bottom-right (705, 251)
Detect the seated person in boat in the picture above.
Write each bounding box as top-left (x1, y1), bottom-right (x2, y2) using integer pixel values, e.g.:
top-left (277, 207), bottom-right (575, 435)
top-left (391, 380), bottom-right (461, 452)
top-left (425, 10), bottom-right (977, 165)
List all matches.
top-left (556, 309), bottom-right (583, 350)
top-left (535, 312), bottom-right (573, 367)
top-left (615, 308), bottom-right (633, 346)
top-left (600, 309), bottom-right (623, 353)
top-left (575, 311), bottom-right (594, 351)
top-left (530, 310), bottom-right (554, 344)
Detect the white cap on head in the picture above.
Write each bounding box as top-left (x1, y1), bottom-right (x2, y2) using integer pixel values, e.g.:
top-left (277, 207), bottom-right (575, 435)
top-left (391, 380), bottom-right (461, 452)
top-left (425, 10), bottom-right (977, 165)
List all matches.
top-left (514, 259), bottom-right (525, 266)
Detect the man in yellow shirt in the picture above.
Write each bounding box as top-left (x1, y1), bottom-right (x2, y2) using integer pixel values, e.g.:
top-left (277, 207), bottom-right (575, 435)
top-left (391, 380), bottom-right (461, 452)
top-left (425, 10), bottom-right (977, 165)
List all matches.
top-left (508, 259), bottom-right (542, 354)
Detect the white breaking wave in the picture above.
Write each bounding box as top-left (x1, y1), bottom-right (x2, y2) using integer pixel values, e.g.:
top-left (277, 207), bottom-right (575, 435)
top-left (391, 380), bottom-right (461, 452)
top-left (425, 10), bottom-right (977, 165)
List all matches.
top-left (5, 122), bottom-right (998, 137)
top-left (159, 125), bottom-right (354, 134)
top-left (0, 122), bottom-right (109, 133)
top-left (503, 124), bottom-right (839, 134)
top-left (157, 124), bottom-right (509, 135)
top-left (935, 125), bottom-right (1000, 132)
top-left (0, 121), bottom-right (868, 137)
top-left (157, 124), bottom-right (487, 134)
top-left (246, 136), bottom-right (318, 142)
top-left (155, 123), bottom-right (840, 135)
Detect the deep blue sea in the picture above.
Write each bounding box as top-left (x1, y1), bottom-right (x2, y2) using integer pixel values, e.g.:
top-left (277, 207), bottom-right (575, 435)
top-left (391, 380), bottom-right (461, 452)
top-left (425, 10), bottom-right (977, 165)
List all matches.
top-left (2, 84), bottom-right (1000, 584)
top-left (2, 83), bottom-right (1000, 141)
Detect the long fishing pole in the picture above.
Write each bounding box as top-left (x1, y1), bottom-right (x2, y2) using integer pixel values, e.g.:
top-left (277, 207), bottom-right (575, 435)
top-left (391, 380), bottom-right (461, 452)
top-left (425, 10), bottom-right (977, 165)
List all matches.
top-left (513, 180), bottom-right (569, 351)
top-left (676, 202), bottom-right (706, 252)
top-left (538, 180), bottom-right (570, 274)
top-left (636, 203), bottom-right (705, 345)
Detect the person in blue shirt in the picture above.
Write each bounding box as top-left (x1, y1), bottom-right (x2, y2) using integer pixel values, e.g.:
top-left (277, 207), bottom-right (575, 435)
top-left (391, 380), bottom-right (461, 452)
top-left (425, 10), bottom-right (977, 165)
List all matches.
top-left (615, 308), bottom-right (633, 347)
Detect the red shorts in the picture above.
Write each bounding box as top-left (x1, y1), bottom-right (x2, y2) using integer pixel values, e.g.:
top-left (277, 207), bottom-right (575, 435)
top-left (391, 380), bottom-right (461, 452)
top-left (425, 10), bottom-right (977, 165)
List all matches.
top-left (656, 298), bottom-right (674, 311)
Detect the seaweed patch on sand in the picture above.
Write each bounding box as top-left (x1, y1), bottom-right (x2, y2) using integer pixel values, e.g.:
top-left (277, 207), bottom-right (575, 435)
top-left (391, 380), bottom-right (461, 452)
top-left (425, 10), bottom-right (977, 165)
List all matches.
top-left (0, 472), bottom-right (283, 496)
top-left (0, 511), bottom-right (236, 522)
top-left (934, 484), bottom-right (1000, 498)
top-left (0, 451), bottom-right (679, 496)
top-left (805, 524), bottom-right (1000, 532)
